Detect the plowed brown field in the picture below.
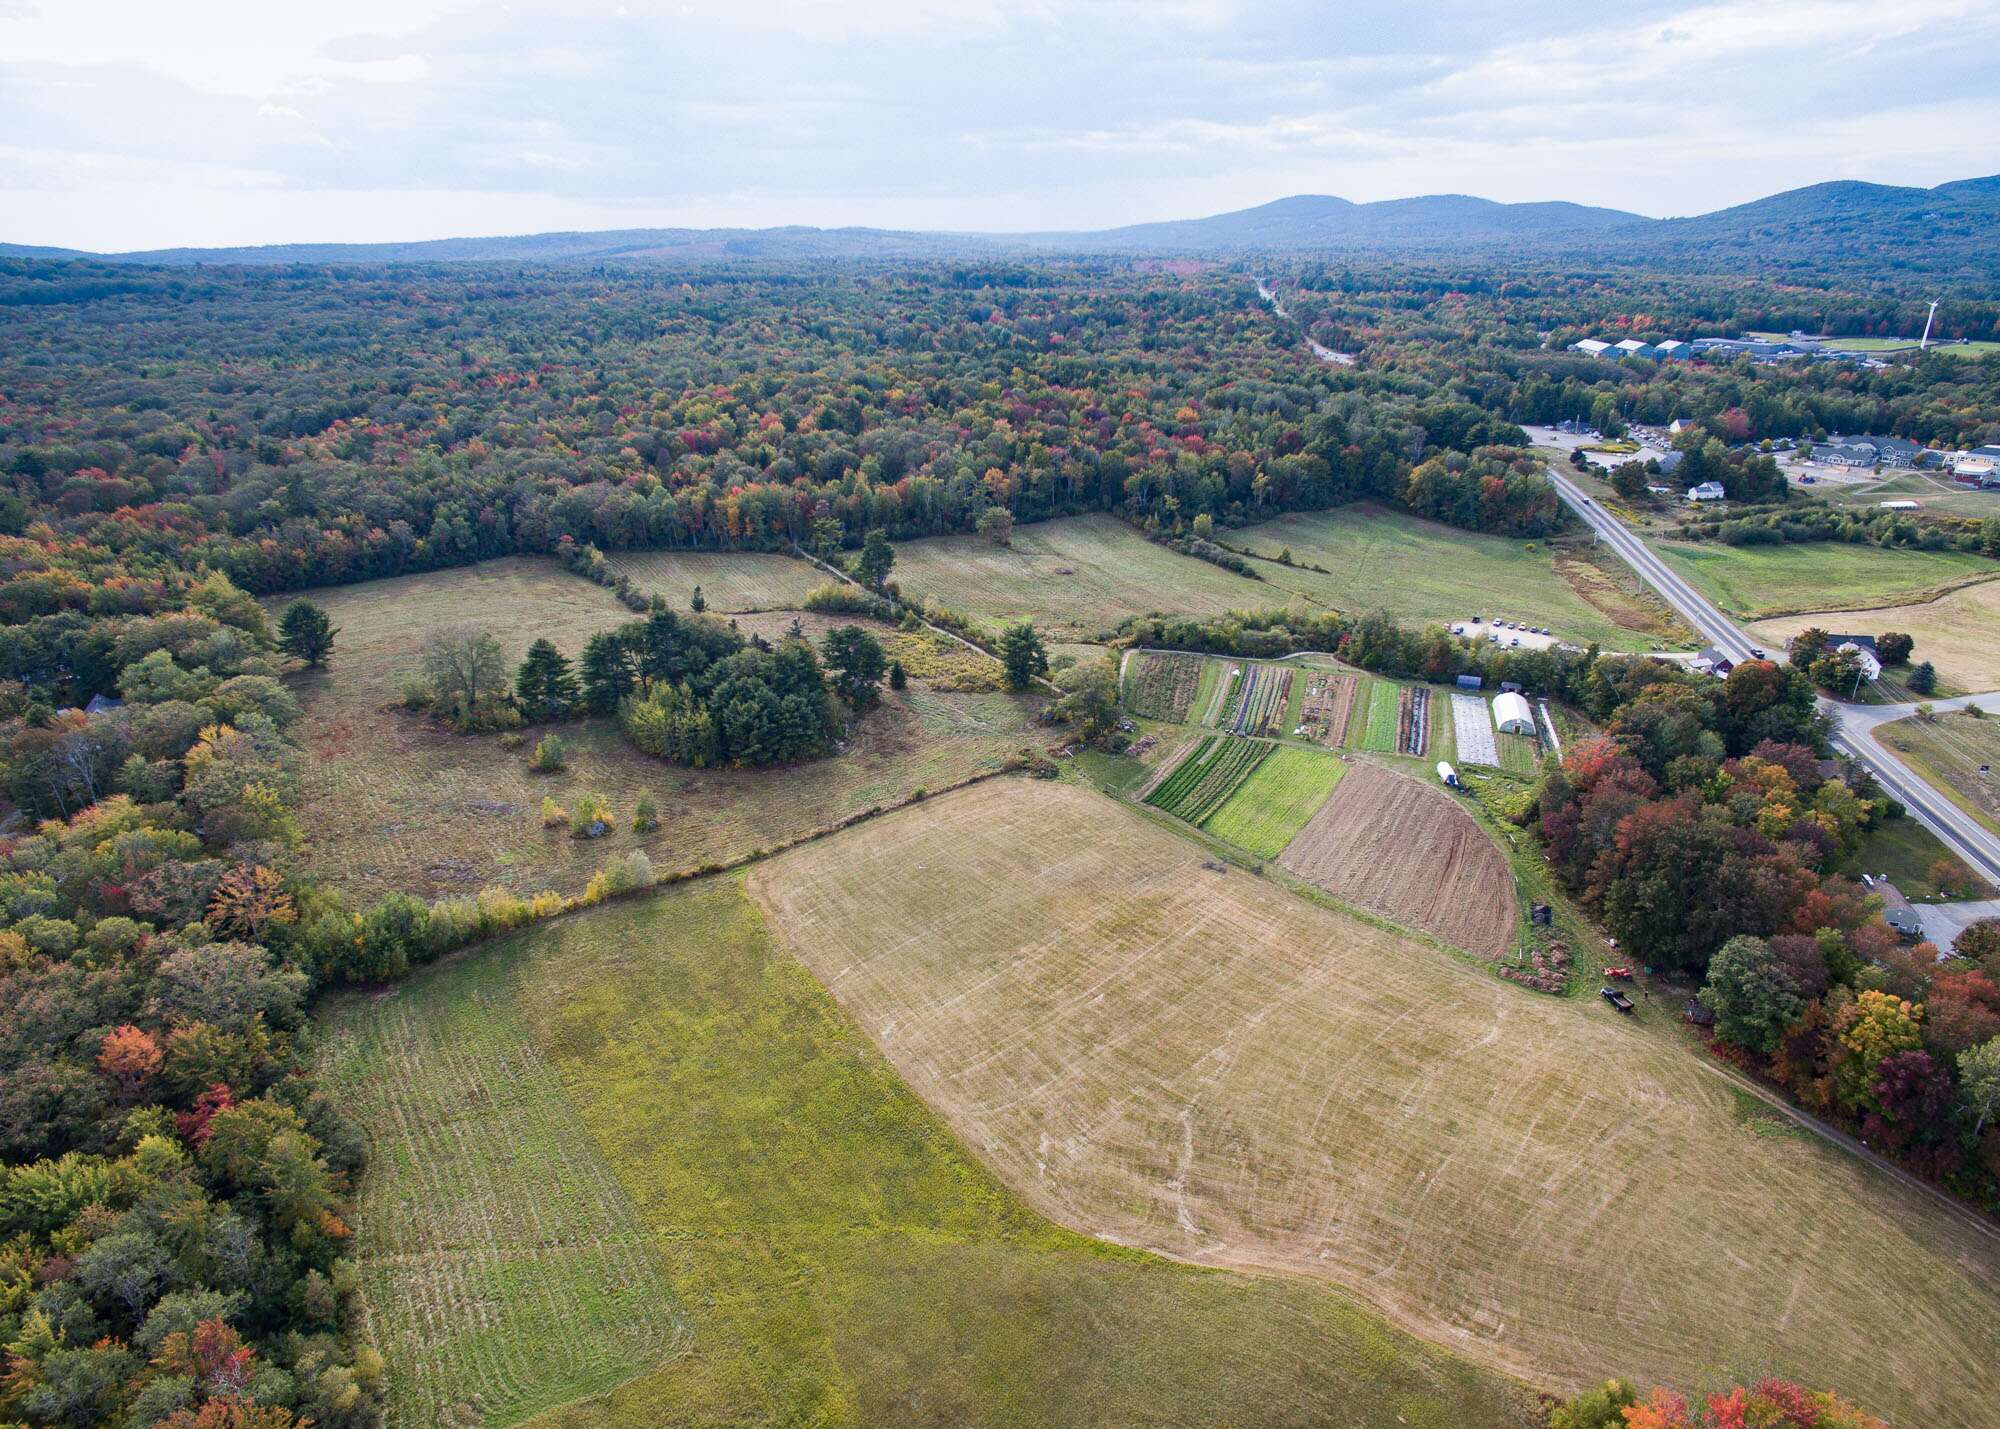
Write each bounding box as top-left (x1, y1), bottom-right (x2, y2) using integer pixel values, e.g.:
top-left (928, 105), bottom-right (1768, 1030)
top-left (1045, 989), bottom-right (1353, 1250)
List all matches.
top-left (1277, 761), bottom-right (1514, 957)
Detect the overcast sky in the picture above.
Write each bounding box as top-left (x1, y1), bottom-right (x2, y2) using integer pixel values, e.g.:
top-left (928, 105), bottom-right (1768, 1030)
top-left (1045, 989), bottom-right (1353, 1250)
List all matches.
top-left (5, 0), bottom-right (1998, 251)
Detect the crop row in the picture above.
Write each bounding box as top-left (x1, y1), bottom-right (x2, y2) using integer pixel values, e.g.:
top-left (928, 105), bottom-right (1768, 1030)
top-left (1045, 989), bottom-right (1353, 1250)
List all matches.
top-left (1127, 653), bottom-right (1205, 721)
top-left (1360, 678), bottom-right (1403, 752)
top-left (1228, 665), bottom-right (1295, 737)
top-left (1149, 737), bottom-right (1273, 825)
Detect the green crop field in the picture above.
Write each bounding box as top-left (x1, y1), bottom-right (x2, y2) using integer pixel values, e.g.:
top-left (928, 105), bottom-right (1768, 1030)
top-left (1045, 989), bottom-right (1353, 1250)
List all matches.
top-left (1198, 745), bottom-right (1347, 856)
top-left (889, 514), bottom-right (1280, 641)
top-left (273, 561), bottom-right (1039, 902)
top-left (320, 876), bottom-right (1539, 1427)
top-left (1360, 676), bottom-right (1402, 752)
top-left (1228, 504), bottom-right (1679, 649)
top-left (1143, 735), bottom-right (1272, 825)
top-left (751, 781), bottom-right (2000, 1425)
top-left (1496, 731), bottom-right (1542, 774)
top-left (1654, 540), bottom-right (1996, 620)
top-left (602, 548), bottom-right (825, 610)
top-left (1820, 337), bottom-right (2000, 357)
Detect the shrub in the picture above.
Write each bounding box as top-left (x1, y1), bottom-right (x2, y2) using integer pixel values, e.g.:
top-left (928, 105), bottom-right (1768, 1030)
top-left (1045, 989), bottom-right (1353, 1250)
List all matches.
top-left (632, 793), bottom-right (659, 832)
top-left (540, 796), bottom-right (568, 829)
top-left (398, 675), bottom-right (435, 711)
top-left (584, 851), bottom-right (656, 903)
top-left (530, 734), bottom-right (568, 773)
top-left (569, 792), bottom-right (613, 838)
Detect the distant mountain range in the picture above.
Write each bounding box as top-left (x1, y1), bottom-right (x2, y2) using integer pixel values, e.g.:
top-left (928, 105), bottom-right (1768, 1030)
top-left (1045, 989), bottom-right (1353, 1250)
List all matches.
top-left (6, 173), bottom-right (1998, 280)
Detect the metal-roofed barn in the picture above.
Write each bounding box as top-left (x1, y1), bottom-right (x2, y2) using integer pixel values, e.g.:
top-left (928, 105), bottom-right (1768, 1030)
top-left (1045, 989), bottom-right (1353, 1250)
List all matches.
top-left (1492, 691), bottom-right (1534, 734)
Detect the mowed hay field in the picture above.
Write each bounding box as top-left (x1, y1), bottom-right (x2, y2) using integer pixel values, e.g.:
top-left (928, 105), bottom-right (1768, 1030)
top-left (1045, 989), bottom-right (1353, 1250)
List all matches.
top-left (749, 780), bottom-right (2000, 1423)
top-left (321, 878), bottom-right (1541, 1428)
top-left (602, 548), bottom-right (823, 610)
top-left (1751, 575), bottom-right (2000, 691)
top-left (1228, 504), bottom-right (1673, 649)
top-left (1278, 761), bottom-right (1517, 957)
top-left (1654, 539), bottom-right (1996, 619)
top-left (890, 514), bottom-right (1277, 640)
top-left (277, 559), bottom-right (1039, 900)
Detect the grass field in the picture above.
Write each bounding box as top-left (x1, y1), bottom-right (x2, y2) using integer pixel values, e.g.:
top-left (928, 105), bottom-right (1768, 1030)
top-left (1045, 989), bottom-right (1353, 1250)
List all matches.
top-left (1844, 813), bottom-right (1998, 900)
top-left (1227, 504), bottom-right (1677, 649)
top-left (321, 876), bottom-right (1540, 1428)
top-left (1198, 745), bottom-right (1347, 857)
top-left (890, 514), bottom-right (1277, 640)
top-left (1878, 710), bottom-right (2000, 838)
top-left (1819, 337), bottom-right (2000, 357)
top-left (1751, 576), bottom-right (2000, 692)
top-left (602, 548), bottom-right (824, 610)
top-left (1654, 539), bottom-right (1996, 619)
top-left (750, 780), bottom-right (2000, 1423)
top-left (276, 560), bottom-right (1039, 901)
top-left (1496, 731), bottom-right (1542, 774)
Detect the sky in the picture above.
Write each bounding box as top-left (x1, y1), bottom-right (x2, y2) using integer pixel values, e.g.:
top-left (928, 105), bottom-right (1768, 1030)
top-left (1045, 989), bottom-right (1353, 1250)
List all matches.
top-left (4, 0), bottom-right (1999, 252)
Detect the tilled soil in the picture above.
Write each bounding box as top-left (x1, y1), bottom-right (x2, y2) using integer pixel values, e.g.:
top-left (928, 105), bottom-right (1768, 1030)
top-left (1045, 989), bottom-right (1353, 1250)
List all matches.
top-left (1277, 761), bottom-right (1515, 957)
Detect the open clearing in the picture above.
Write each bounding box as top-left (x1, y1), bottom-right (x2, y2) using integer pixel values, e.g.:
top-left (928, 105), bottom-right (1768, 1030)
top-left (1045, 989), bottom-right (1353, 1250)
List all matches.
top-left (321, 876), bottom-right (1538, 1428)
top-left (1277, 761), bottom-right (1516, 956)
top-left (749, 780), bottom-right (2000, 1423)
top-left (1879, 709), bottom-right (2000, 837)
top-left (890, 514), bottom-right (1277, 640)
top-left (277, 560), bottom-right (1038, 901)
top-left (1198, 744), bottom-right (1346, 857)
top-left (1228, 504), bottom-right (1674, 649)
top-left (1654, 539), bottom-right (1996, 619)
top-left (601, 548), bottom-right (825, 610)
top-left (1751, 576), bottom-right (2000, 691)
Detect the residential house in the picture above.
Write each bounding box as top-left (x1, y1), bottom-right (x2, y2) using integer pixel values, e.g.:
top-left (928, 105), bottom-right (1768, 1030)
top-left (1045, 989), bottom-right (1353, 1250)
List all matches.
top-left (1691, 647), bottom-right (1735, 678)
top-left (1686, 480), bottom-right (1726, 502)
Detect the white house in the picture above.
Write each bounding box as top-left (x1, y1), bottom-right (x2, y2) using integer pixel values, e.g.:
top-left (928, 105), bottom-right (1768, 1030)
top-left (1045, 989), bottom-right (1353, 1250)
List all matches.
top-left (1835, 640), bottom-right (1883, 681)
top-left (1686, 481), bottom-right (1726, 502)
top-left (1668, 418), bottom-right (1689, 435)
top-left (1492, 691), bottom-right (1535, 735)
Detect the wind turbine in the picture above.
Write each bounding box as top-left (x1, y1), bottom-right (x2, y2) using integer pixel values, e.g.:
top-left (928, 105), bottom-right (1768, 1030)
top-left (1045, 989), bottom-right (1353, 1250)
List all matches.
top-left (1920, 299), bottom-right (1939, 350)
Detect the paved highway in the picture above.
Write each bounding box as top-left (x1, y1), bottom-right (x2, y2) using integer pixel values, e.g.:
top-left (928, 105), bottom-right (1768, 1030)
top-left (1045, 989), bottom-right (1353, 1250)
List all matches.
top-left (1543, 466), bottom-right (2000, 887)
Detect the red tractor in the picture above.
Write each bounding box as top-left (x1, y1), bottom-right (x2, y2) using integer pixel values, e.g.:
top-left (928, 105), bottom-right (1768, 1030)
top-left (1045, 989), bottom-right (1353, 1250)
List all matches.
top-left (1604, 966), bottom-right (1634, 981)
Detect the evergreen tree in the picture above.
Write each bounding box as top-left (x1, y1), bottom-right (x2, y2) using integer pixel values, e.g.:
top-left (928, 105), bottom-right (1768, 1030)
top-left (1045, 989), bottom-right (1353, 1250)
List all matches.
top-left (514, 639), bottom-right (581, 721)
top-left (276, 600), bottom-right (338, 667)
top-left (823, 625), bottom-right (887, 709)
top-left (689, 584), bottom-right (706, 613)
top-left (857, 528), bottom-right (895, 590)
top-left (888, 660), bottom-right (907, 691)
top-left (579, 630), bottom-right (637, 714)
top-left (1001, 622), bottom-right (1049, 690)
top-left (1908, 660), bottom-right (1937, 695)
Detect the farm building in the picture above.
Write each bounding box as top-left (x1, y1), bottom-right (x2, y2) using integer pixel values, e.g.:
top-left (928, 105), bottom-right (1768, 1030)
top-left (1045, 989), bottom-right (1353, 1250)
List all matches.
top-left (1951, 451), bottom-right (1999, 486)
top-left (1686, 481), bottom-right (1726, 502)
top-left (1492, 691), bottom-right (1534, 734)
top-left (1569, 338), bottom-right (1612, 357)
top-left (1455, 673), bottom-right (1483, 690)
top-left (1691, 647), bottom-right (1735, 678)
top-left (1612, 339), bottom-right (1656, 359)
top-left (1879, 500), bottom-right (1919, 511)
top-left (1654, 339), bottom-right (1689, 360)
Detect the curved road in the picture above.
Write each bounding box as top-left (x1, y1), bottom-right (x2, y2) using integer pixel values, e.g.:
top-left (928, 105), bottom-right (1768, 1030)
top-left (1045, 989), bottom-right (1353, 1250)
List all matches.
top-left (1543, 466), bottom-right (2000, 887)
